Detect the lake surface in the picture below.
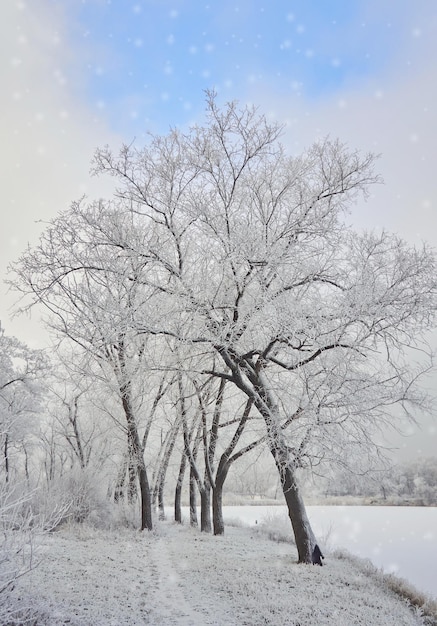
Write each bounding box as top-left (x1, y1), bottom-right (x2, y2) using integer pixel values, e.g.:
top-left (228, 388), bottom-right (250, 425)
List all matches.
top-left (222, 505), bottom-right (437, 600)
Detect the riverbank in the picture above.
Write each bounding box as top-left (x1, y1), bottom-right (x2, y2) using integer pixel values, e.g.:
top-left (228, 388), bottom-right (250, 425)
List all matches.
top-left (9, 521), bottom-right (437, 625)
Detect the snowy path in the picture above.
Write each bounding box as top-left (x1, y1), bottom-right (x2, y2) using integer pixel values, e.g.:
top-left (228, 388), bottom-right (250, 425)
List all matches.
top-left (148, 535), bottom-right (212, 625)
top-left (15, 524), bottom-right (220, 626)
top-left (13, 522), bottom-right (428, 625)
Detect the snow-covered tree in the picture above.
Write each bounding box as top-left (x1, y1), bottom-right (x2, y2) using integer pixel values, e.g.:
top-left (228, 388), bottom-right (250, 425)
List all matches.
top-left (0, 326), bottom-right (46, 483)
top-left (9, 220), bottom-right (172, 530)
top-left (10, 93), bottom-right (437, 562)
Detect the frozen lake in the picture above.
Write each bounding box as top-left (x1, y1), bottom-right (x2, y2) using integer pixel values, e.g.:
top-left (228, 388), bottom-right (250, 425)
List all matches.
top-left (222, 505), bottom-right (437, 600)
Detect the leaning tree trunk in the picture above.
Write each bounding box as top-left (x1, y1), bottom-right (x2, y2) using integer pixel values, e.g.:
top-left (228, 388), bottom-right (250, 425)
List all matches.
top-left (233, 361), bottom-right (318, 564)
top-left (273, 450), bottom-right (316, 563)
top-left (262, 407), bottom-right (316, 563)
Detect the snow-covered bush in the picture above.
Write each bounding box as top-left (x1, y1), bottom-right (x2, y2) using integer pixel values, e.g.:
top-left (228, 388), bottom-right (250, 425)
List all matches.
top-left (108, 500), bottom-right (142, 530)
top-left (253, 511), bottom-right (295, 544)
top-left (0, 473), bottom-right (138, 623)
top-left (0, 485), bottom-right (42, 624)
top-left (31, 467), bottom-right (112, 529)
top-left (33, 467), bottom-right (154, 531)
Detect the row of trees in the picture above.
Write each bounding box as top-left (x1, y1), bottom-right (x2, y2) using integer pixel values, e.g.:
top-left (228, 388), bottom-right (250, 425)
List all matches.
top-left (0, 326), bottom-right (45, 484)
top-left (321, 456), bottom-right (437, 505)
top-left (4, 93), bottom-right (437, 563)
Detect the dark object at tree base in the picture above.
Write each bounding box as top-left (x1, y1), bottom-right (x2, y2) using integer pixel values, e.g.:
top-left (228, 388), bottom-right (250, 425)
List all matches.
top-left (312, 544), bottom-right (324, 566)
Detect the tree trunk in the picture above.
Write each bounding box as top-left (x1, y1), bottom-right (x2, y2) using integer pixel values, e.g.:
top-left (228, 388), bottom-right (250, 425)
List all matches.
top-left (174, 485), bottom-right (182, 523)
top-left (69, 395), bottom-right (86, 469)
top-left (200, 485), bottom-right (212, 533)
top-left (211, 397), bottom-right (255, 535)
top-left (4, 434), bottom-right (9, 483)
top-left (174, 451), bottom-right (186, 523)
top-left (127, 446), bottom-right (138, 504)
top-left (274, 455), bottom-right (316, 563)
top-left (230, 361), bottom-right (318, 563)
top-left (189, 467), bottom-right (198, 527)
top-left (138, 464), bottom-right (153, 531)
top-left (158, 480), bottom-right (165, 520)
top-left (23, 445), bottom-right (29, 483)
top-left (154, 421), bottom-right (179, 521)
top-left (114, 453), bottom-right (128, 502)
top-left (212, 458), bottom-right (229, 535)
top-left (116, 336), bottom-right (153, 531)
top-left (121, 391), bottom-right (153, 531)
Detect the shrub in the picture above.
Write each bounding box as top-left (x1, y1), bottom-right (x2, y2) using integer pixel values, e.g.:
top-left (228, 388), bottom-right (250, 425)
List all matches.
top-left (253, 511), bottom-right (296, 545)
top-left (0, 484), bottom-right (41, 624)
top-left (32, 467), bottom-right (112, 530)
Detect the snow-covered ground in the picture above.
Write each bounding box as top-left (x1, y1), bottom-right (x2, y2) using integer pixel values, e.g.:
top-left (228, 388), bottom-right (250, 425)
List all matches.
top-left (221, 505), bottom-right (437, 600)
top-left (11, 521), bottom-right (432, 625)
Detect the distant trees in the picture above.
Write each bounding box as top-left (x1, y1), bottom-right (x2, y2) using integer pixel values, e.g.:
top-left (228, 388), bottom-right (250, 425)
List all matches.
top-left (9, 211), bottom-right (165, 529)
top-left (0, 326), bottom-right (46, 483)
top-left (322, 457), bottom-right (437, 505)
top-left (10, 93), bottom-right (437, 562)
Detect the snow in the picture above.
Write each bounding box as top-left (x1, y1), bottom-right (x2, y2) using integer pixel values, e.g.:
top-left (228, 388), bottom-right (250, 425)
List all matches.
top-left (12, 521), bottom-right (428, 626)
top-left (309, 506), bottom-right (437, 601)
top-left (221, 505), bottom-right (437, 601)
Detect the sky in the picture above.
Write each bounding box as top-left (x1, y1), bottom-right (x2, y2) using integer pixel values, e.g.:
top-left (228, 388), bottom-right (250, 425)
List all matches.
top-left (1, 0), bottom-right (436, 459)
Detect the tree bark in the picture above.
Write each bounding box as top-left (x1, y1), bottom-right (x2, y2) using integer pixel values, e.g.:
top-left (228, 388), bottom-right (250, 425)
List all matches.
top-left (69, 395), bottom-right (86, 469)
top-left (117, 337), bottom-right (153, 531)
top-left (114, 453), bottom-right (128, 502)
top-left (218, 352), bottom-right (318, 562)
top-left (154, 421), bottom-right (179, 521)
top-left (23, 444), bottom-right (29, 482)
top-left (121, 390), bottom-right (153, 531)
top-left (174, 451), bottom-right (186, 523)
top-left (261, 406), bottom-right (316, 563)
top-left (138, 464), bottom-right (153, 531)
top-left (157, 480), bottom-right (165, 520)
top-left (127, 440), bottom-right (138, 504)
top-left (212, 457), bottom-right (229, 535)
top-left (4, 434), bottom-right (9, 483)
top-left (189, 466), bottom-right (198, 527)
top-left (200, 485), bottom-right (212, 533)
top-left (211, 397), bottom-right (255, 535)
top-left (272, 450), bottom-right (316, 563)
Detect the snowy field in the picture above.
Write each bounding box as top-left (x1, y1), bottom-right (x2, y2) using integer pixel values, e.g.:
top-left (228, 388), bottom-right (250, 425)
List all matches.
top-left (11, 521), bottom-right (432, 626)
top-left (221, 505), bottom-right (437, 600)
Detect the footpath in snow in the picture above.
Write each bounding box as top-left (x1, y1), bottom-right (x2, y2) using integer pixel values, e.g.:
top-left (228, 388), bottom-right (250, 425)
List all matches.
top-left (12, 522), bottom-right (433, 625)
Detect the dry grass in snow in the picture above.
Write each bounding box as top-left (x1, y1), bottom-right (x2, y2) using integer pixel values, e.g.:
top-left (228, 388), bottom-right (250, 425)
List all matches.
top-left (9, 522), bottom-right (433, 625)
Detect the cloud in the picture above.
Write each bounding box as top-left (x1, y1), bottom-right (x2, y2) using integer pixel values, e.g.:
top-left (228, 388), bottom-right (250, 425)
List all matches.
top-left (248, 2), bottom-right (437, 247)
top-left (0, 1), bottom-right (119, 343)
top-left (244, 0), bottom-right (437, 459)
top-left (1, 0), bottom-right (435, 457)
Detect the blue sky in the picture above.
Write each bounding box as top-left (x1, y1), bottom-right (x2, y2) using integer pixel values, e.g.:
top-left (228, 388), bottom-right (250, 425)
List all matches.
top-left (51, 0), bottom-right (429, 135)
